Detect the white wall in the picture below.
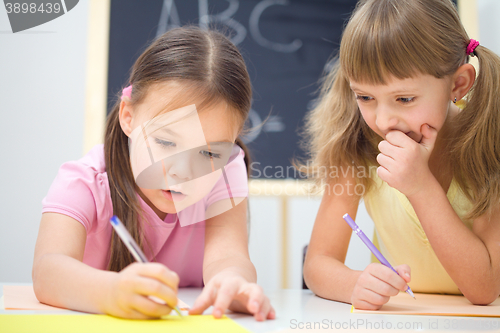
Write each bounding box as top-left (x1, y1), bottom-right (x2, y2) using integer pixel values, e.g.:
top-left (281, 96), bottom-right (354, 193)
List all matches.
top-left (477, 0), bottom-right (500, 55)
top-left (0, 1), bottom-right (89, 282)
top-left (248, 195), bottom-right (374, 291)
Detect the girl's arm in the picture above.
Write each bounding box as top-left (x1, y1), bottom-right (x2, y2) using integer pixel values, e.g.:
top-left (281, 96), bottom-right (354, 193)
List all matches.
top-left (202, 198), bottom-right (255, 283)
top-left (408, 179), bottom-right (500, 304)
top-left (378, 127), bottom-right (500, 304)
top-left (33, 213), bottom-right (179, 318)
top-left (188, 198), bottom-right (274, 321)
top-left (303, 175), bottom-right (362, 303)
top-left (33, 212), bottom-right (112, 312)
top-left (304, 174), bottom-right (411, 309)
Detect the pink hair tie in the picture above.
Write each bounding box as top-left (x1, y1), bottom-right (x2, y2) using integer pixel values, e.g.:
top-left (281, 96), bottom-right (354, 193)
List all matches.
top-left (122, 85), bottom-right (132, 100)
top-left (466, 39), bottom-right (480, 56)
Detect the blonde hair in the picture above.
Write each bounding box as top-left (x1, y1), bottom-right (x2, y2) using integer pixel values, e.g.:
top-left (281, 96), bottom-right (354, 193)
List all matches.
top-left (301, 0), bottom-right (500, 219)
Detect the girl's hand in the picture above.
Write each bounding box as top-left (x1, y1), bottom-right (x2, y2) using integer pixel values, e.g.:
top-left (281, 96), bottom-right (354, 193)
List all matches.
top-left (102, 262), bottom-right (179, 319)
top-left (351, 263), bottom-right (411, 310)
top-left (376, 124), bottom-right (438, 197)
top-left (189, 272), bottom-right (275, 321)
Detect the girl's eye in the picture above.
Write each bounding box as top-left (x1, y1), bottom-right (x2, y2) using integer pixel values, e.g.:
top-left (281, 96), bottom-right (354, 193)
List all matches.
top-left (355, 95), bottom-right (373, 102)
top-left (200, 150), bottom-right (221, 159)
top-left (398, 97), bottom-right (415, 104)
top-left (154, 138), bottom-right (176, 148)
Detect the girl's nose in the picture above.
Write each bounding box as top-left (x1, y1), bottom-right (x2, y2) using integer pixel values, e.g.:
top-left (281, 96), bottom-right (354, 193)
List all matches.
top-left (166, 153), bottom-right (193, 182)
top-left (375, 108), bottom-right (399, 133)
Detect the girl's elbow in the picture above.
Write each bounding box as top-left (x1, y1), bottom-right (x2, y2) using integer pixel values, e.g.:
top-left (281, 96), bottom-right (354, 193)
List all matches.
top-left (32, 253), bottom-right (51, 301)
top-left (32, 255), bottom-right (43, 287)
top-left (302, 256), bottom-right (320, 292)
top-left (32, 274), bottom-right (48, 304)
top-left (302, 257), bottom-right (313, 283)
top-left (465, 291), bottom-right (499, 306)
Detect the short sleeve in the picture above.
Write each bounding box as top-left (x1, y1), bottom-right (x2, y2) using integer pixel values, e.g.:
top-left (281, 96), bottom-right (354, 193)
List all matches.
top-left (41, 147), bottom-right (110, 233)
top-left (205, 149), bottom-right (248, 208)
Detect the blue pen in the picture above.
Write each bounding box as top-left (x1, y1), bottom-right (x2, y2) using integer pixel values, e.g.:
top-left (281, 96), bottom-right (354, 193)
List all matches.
top-left (110, 215), bottom-right (183, 315)
top-left (343, 213), bottom-right (415, 299)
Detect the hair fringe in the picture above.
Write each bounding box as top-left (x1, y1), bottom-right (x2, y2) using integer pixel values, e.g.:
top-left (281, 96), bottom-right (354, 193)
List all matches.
top-left (296, 59), bottom-right (378, 194)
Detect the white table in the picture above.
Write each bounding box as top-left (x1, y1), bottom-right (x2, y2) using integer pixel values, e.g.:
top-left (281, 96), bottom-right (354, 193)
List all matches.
top-left (1, 283), bottom-right (499, 332)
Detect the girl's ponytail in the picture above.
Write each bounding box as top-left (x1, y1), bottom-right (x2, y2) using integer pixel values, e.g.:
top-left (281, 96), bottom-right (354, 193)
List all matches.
top-left (451, 45), bottom-right (500, 219)
top-left (104, 100), bottom-right (146, 272)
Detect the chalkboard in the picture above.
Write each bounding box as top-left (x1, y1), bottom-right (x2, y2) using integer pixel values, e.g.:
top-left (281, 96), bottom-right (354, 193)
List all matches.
top-left (107, 0), bottom-right (458, 179)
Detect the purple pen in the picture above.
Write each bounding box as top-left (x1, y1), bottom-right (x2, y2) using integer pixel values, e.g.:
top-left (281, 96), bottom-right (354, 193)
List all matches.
top-left (343, 213), bottom-right (415, 299)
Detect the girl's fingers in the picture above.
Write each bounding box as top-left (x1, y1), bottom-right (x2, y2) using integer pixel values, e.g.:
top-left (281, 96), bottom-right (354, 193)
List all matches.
top-left (240, 284), bottom-right (273, 321)
top-left (359, 287), bottom-right (390, 307)
top-left (189, 285), bottom-right (217, 315)
top-left (243, 284), bottom-right (269, 320)
top-left (376, 153), bottom-right (395, 169)
top-left (364, 273), bottom-right (400, 297)
top-left (419, 123), bottom-right (438, 149)
top-left (376, 166), bottom-right (391, 182)
top-left (370, 265), bottom-right (409, 292)
top-left (130, 295), bottom-right (172, 318)
top-left (385, 130), bottom-right (410, 148)
top-left (133, 276), bottom-right (178, 309)
top-left (134, 263), bottom-right (180, 292)
top-left (254, 298), bottom-right (271, 321)
top-left (189, 278), bottom-right (274, 322)
top-left (212, 281), bottom-right (240, 318)
top-left (378, 140), bottom-right (398, 157)
top-left (122, 308), bottom-right (153, 320)
top-left (395, 264), bottom-right (411, 283)
top-left (352, 298), bottom-right (382, 311)
top-left (267, 306), bottom-right (276, 320)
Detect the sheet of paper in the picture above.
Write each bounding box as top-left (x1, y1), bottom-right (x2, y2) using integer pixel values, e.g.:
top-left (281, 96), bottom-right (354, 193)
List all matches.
top-left (352, 292), bottom-right (500, 317)
top-left (3, 285), bottom-right (190, 311)
top-left (0, 314), bottom-right (249, 333)
top-left (3, 286), bottom-right (68, 311)
top-left (274, 329), bottom-right (416, 333)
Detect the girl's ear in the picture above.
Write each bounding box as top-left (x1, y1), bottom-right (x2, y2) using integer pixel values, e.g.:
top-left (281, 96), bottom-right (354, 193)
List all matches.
top-left (451, 63), bottom-right (476, 102)
top-left (119, 100), bottom-right (134, 137)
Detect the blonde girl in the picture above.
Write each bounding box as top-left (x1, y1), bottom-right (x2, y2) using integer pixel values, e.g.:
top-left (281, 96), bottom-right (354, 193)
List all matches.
top-left (33, 27), bottom-right (275, 321)
top-left (303, 0), bottom-right (500, 309)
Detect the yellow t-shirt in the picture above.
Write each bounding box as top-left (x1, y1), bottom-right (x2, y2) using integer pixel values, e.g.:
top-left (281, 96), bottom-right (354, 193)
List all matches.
top-left (363, 169), bottom-right (474, 294)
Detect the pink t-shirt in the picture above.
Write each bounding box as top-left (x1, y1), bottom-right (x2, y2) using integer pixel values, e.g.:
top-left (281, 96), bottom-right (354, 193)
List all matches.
top-left (42, 144), bottom-right (248, 287)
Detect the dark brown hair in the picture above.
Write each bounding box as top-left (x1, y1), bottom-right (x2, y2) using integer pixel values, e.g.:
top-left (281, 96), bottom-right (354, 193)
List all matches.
top-left (104, 26), bottom-right (252, 272)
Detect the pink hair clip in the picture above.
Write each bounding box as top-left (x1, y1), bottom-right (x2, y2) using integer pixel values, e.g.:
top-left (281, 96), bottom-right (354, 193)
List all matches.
top-left (122, 85), bottom-right (132, 100)
top-left (466, 39), bottom-right (479, 56)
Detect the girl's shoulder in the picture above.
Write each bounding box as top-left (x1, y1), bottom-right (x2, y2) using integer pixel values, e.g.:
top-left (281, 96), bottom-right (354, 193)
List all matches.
top-left (68, 144), bottom-right (107, 175)
top-left (50, 144), bottom-right (109, 195)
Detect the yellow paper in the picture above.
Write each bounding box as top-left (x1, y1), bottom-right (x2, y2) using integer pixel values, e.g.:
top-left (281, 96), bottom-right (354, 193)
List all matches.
top-left (3, 285), bottom-right (190, 311)
top-left (353, 292), bottom-right (500, 317)
top-left (0, 314), bottom-right (249, 333)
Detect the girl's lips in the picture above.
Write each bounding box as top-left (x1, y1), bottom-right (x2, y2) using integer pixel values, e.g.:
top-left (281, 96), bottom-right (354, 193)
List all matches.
top-left (161, 190), bottom-right (187, 202)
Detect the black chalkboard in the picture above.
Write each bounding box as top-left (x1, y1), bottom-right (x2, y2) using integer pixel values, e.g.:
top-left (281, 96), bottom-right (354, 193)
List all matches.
top-left (107, 0), bottom-right (458, 179)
